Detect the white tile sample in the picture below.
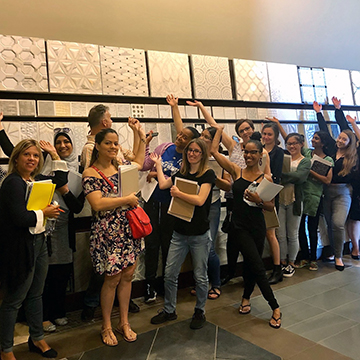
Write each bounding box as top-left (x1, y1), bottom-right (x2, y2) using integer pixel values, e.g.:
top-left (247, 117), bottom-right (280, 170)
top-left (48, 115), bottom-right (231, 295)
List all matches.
top-left (235, 107), bottom-right (247, 119)
top-left (70, 102), bottom-right (88, 117)
top-left (324, 68), bottom-right (353, 105)
top-left (18, 100), bottom-right (36, 116)
top-left (38, 101), bottom-right (55, 117)
top-left (233, 59), bottom-right (270, 102)
top-left (116, 104), bottom-right (131, 118)
top-left (100, 46), bottom-right (148, 96)
top-left (20, 121), bottom-right (38, 140)
top-left (104, 103), bottom-right (118, 118)
top-left (114, 122), bottom-right (133, 152)
top-left (72, 122), bottom-right (90, 159)
top-left (212, 107), bottom-right (225, 119)
top-left (351, 70), bottom-right (360, 105)
top-left (246, 108), bottom-right (259, 120)
top-left (0, 100), bottom-right (18, 115)
top-left (47, 40), bottom-right (102, 94)
top-left (0, 35), bottom-right (48, 92)
top-left (131, 104), bottom-right (145, 118)
top-left (157, 123), bottom-right (172, 144)
top-left (224, 107), bottom-right (236, 119)
top-left (267, 62), bottom-right (301, 103)
top-left (185, 106), bottom-right (198, 119)
top-left (191, 55), bottom-right (232, 100)
top-left (158, 105), bottom-right (171, 119)
top-left (257, 108), bottom-right (269, 120)
top-left (148, 51), bottom-right (191, 98)
top-left (144, 104), bottom-right (159, 118)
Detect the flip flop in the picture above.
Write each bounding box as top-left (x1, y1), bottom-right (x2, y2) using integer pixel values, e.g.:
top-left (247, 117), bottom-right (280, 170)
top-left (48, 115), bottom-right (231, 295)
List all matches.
top-left (239, 303), bottom-right (251, 315)
top-left (208, 287), bottom-right (221, 300)
top-left (269, 313), bottom-right (282, 329)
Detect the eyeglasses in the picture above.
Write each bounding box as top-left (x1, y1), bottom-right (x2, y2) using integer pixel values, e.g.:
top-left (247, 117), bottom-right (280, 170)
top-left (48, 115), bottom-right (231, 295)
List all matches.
top-left (244, 150), bottom-right (260, 155)
top-left (239, 126), bottom-right (252, 135)
top-left (286, 141), bottom-right (299, 147)
top-left (187, 148), bottom-right (202, 155)
top-left (54, 127), bottom-right (71, 134)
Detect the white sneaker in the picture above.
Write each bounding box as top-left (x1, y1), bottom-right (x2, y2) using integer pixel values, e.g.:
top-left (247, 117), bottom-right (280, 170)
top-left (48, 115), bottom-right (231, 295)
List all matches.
top-left (54, 317), bottom-right (68, 326)
top-left (283, 264), bottom-right (295, 278)
top-left (43, 321), bottom-right (56, 332)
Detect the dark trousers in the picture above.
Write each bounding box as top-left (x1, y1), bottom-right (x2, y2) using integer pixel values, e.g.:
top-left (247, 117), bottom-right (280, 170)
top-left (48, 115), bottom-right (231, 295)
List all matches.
top-left (299, 205), bottom-right (321, 262)
top-left (225, 198), bottom-right (237, 278)
top-left (43, 263), bottom-right (72, 321)
top-left (83, 271), bottom-right (105, 308)
top-left (144, 198), bottom-right (174, 287)
top-left (228, 225), bottom-right (279, 311)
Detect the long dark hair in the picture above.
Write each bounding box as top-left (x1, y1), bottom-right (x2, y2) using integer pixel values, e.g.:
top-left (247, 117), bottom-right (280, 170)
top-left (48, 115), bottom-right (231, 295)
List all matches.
top-left (314, 130), bottom-right (335, 157)
top-left (90, 128), bottom-right (119, 168)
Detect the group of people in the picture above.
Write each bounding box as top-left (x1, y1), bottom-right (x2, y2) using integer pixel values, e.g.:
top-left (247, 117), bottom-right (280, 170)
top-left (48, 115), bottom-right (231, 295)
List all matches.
top-left (0, 93), bottom-right (359, 359)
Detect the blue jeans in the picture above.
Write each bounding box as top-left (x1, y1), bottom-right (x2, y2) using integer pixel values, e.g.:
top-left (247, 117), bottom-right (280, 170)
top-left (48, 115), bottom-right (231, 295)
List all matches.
top-left (0, 235), bottom-right (48, 353)
top-left (324, 184), bottom-right (352, 258)
top-left (208, 199), bottom-right (221, 288)
top-left (164, 230), bottom-right (211, 314)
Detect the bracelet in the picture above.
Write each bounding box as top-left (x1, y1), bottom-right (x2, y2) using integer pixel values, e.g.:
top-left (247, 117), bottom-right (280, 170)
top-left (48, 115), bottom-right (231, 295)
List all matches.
top-left (256, 200), bottom-right (264, 208)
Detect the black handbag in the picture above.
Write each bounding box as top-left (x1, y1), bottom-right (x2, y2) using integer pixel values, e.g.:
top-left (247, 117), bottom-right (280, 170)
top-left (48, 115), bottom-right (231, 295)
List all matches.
top-left (221, 211), bottom-right (232, 233)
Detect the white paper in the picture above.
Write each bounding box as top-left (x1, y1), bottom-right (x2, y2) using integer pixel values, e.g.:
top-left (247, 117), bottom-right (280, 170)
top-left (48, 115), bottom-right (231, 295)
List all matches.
top-left (139, 171), bottom-right (158, 202)
top-left (256, 177), bottom-right (284, 201)
top-left (68, 169), bottom-right (83, 197)
top-left (311, 154), bottom-right (333, 167)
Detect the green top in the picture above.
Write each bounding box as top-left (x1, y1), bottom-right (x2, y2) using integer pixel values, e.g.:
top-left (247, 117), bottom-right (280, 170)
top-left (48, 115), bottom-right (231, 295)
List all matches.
top-left (302, 148), bottom-right (334, 217)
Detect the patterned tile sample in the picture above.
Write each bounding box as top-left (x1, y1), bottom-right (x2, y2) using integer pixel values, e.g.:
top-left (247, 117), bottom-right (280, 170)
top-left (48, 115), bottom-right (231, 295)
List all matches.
top-left (191, 55), bottom-right (232, 100)
top-left (100, 46), bottom-right (148, 96)
top-left (18, 100), bottom-right (36, 116)
top-left (246, 108), bottom-right (259, 120)
top-left (144, 104), bottom-right (159, 118)
top-left (38, 101), bottom-right (55, 116)
top-left (0, 100), bottom-right (18, 115)
top-left (0, 35), bottom-right (48, 92)
top-left (70, 102), bottom-right (87, 117)
top-left (157, 123), bottom-right (172, 145)
top-left (47, 40), bottom-right (102, 94)
top-left (113, 122), bottom-right (133, 152)
top-left (224, 107), bottom-right (236, 119)
top-left (350, 70), bottom-right (360, 105)
top-left (235, 107), bottom-right (247, 119)
top-left (267, 62), bottom-right (301, 103)
top-left (116, 103), bottom-right (131, 118)
top-left (131, 104), bottom-right (145, 118)
top-left (324, 68), bottom-right (353, 105)
top-left (38, 122), bottom-right (55, 143)
top-left (55, 102), bottom-right (71, 116)
top-left (20, 121), bottom-right (38, 140)
top-left (212, 107), bottom-right (225, 119)
top-left (147, 51), bottom-right (191, 98)
top-left (298, 67), bottom-right (328, 104)
top-left (233, 59), bottom-right (270, 102)
top-left (158, 105), bottom-right (172, 119)
top-left (257, 108), bottom-right (270, 120)
top-left (72, 122), bottom-right (90, 159)
top-left (185, 106), bottom-right (198, 119)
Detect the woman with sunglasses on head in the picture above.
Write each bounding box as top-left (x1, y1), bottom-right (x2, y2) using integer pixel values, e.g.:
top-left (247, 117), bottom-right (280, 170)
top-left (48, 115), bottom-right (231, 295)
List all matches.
top-left (150, 138), bottom-right (215, 330)
top-left (278, 133), bottom-right (311, 277)
top-left (40, 128), bottom-right (85, 332)
top-left (209, 125), bottom-right (282, 329)
top-left (82, 127), bottom-right (146, 346)
top-left (0, 138), bottom-right (69, 360)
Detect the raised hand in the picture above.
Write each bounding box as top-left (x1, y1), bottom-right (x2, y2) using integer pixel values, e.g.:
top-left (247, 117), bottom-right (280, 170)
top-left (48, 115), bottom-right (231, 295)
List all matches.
top-left (332, 96), bottom-right (341, 109)
top-left (186, 100), bottom-right (203, 107)
top-left (39, 140), bottom-right (57, 155)
top-left (265, 116), bottom-right (280, 123)
top-left (166, 94), bottom-right (178, 107)
top-left (128, 117), bottom-right (141, 131)
top-left (312, 101), bottom-right (322, 113)
top-left (346, 114), bottom-right (357, 124)
top-left (145, 130), bottom-right (154, 146)
top-left (150, 153), bottom-right (161, 165)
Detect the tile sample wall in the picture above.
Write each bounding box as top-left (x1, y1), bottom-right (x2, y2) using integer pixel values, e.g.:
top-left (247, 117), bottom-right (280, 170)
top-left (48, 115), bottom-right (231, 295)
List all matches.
top-left (350, 70), bottom-right (360, 105)
top-left (267, 63), bottom-right (301, 103)
top-left (100, 46), bottom-right (148, 96)
top-left (147, 51), bottom-right (192, 98)
top-left (233, 59), bottom-right (270, 102)
top-left (47, 40), bottom-right (102, 94)
top-left (0, 35), bottom-right (48, 92)
top-left (191, 55), bottom-right (232, 100)
top-left (324, 68), bottom-right (353, 105)
top-left (0, 100), bottom-right (18, 115)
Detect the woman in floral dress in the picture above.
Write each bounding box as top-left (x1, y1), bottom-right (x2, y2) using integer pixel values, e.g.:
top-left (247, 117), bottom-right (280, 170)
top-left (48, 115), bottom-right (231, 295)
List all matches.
top-left (82, 126), bottom-right (146, 346)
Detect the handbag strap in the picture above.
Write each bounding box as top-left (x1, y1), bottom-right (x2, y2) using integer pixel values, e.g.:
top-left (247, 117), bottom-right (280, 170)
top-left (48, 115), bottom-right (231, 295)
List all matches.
top-left (91, 165), bottom-right (116, 190)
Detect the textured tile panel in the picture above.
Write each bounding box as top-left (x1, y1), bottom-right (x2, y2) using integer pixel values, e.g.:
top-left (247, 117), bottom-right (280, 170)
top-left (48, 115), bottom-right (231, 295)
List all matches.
top-left (144, 104), bottom-right (159, 118)
top-left (0, 100), bottom-right (18, 115)
top-left (233, 59), bottom-right (270, 102)
top-left (116, 103), bottom-right (131, 118)
top-left (18, 100), bottom-right (36, 116)
top-left (235, 107), bottom-right (247, 119)
top-left (38, 122), bottom-right (55, 143)
top-left (47, 40), bottom-right (102, 94)
top-left (71, 122), bottom-right (89, 160)
top-left (0, 35), bottom-right (48, 92)
top-left (324, 68), bottom-right (353, 105)
top-left (191, 55), bottom-right (232, 99)
top-left (212, 107), bottom-right (225, 119)
top-left (185, 106), bottom-right (198, 119)
top-left (148, 51), bottom-right (191, 98)
top-left (267, 62), bottom-right (301, 103)
top-left (38, 101), bottom-right (55, 116)
top-left (103, 103), bottom-right (118, 118)
top-left (246, 108), bottom-right (259, 120)
top-left (100, 46), bottom-right (148, 96)
top-left (55, 101), bottom-right (71, 116)
top-left (158, 105), bottom-right (171, 118)
top-left (70, 102), bottom-right (88, 117)
top-left (224, 107), bottom-right (236, 119)
top-left (131, 104), bottom-right (145, 118)
top-left (20, 121), bottom-right (38, 140)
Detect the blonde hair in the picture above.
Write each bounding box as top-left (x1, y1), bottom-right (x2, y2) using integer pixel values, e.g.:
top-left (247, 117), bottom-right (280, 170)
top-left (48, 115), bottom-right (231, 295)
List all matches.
top-left (8, 139), bottom-right (44, 178)
top-left (180, 138), bottom-right (209, 177)
top-left (338, 130), bottom-right (358, 177)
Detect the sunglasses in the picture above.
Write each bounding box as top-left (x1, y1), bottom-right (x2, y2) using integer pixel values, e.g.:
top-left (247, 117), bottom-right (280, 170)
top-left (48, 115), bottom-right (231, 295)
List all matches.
top-left (54, 127), bottom-right (71, 134)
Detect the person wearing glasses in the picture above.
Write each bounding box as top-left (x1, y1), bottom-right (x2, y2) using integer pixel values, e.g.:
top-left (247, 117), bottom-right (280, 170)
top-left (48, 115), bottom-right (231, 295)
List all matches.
top-left (150, 138), bottom-right (215, 330)
top-left (278, 133), bottom-right (311, 277)
top-left (209, 125), bottom-right (282, 329)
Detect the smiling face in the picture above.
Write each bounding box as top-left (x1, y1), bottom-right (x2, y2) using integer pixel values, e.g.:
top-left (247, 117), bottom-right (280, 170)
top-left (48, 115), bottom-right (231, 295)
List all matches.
top-left (244, 142), bottom-right (262, 167)
top-left (336, 132), bottom-right (350, 149)
top-left (96, 132), bottom-right (119, 160)
top-left (186, 142), bottom-right (203, 165)
top-left (286, 136), bottom-right (302, 157)
top-left (311, 133), bottom-right (324, 149)
top-left (200, 129), bottom-right (212, 150)
top-left (262, 127), bottom-right (275, 146)
top-left (16, 146), bottom-right (40, 178)
top-left (55, 135), bottom-right (73, 159)
top-left (237, 121), bottom-right (254, 144)
top-left (174, 128), bottom-right (194, 150)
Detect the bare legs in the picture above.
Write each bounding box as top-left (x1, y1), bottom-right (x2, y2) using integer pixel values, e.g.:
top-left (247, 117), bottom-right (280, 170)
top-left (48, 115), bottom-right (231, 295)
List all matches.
top-left (347, 219), bottom-right (360, 257)
top-left (266, 228), bottom-right (280, 265)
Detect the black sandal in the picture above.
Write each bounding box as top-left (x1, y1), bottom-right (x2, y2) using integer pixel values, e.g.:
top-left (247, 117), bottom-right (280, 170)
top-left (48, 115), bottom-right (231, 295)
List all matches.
top-left (269, 313), bottom-right (282, 329)
top-left (208, 287), bottom-right (221, 300)
top-left (239, 303), bottom-right (251, 315)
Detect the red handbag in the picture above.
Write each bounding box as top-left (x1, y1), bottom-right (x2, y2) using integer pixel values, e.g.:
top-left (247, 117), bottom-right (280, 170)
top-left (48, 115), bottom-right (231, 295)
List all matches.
top-left (126, 207), bottom-right (152, 239)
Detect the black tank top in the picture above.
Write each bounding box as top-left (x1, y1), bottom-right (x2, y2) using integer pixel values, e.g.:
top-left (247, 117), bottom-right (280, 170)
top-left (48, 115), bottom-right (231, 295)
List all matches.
top-left (232, 173), bottom-right (266, 230)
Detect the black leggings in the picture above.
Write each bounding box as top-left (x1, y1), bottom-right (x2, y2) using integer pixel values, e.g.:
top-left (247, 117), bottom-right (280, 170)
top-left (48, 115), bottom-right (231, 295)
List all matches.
top-left (228, 225), bottom-right (279, 311)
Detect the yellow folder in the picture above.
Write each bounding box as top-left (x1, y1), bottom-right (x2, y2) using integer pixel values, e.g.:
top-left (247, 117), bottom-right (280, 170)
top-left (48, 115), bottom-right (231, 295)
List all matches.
top-left (26, 182), bottom-right (56, 211)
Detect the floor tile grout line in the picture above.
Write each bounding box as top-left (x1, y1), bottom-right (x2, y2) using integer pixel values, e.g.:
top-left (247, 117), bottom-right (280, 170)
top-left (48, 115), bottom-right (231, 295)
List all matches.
top-left (317, 322), bottom-right (360, 345)
top-left (146, 327), bottom-right (159, 360)
top-left (213, 325), bottom-right (218, 360)
top-left (78, 351), bottom-right (85, 360)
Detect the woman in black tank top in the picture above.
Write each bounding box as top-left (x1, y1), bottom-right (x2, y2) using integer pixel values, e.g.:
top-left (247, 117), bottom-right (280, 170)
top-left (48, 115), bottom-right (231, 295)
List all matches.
top-left (210, 126), bottom-right (282, 329)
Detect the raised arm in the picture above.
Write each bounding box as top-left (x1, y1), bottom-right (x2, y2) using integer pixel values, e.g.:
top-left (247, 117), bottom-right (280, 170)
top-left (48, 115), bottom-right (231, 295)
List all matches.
top-left (166, 94), bottom-right (183, 135)
top-left (313, 101), bottom-right (330, 134)
top-left (346, 115), bottom-right (360, 141)
top-left (149, 153), bottom-right (173, 189)
top-left (122, 117), bottom-right (139, 161)
top-left (130, 125), bottom-right (146, 169)
top-left (186, 100), bottom-right (235, 152)
top-left (332, 97), bottom-right (351, 131)
top-left (265, 117), bottom-right (287, 140)
top-left (0, 113), bottom-right (14, 157)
